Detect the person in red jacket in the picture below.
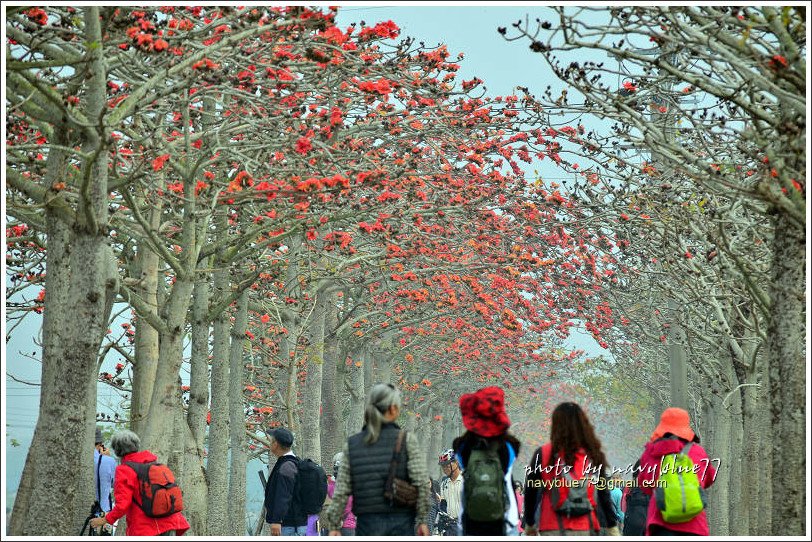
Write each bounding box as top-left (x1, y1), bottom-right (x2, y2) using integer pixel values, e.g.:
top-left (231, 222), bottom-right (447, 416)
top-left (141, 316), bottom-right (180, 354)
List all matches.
top-left (637, 408), bottom-right (717, 536)
top-left (523, 402), bottom-right (619, 536)
top-left (90, 430), bottom-right (190, 536)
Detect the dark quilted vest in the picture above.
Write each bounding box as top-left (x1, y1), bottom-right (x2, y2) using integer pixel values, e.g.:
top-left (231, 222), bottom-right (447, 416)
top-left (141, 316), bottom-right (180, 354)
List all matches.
top-left (347, 423), bottom-right (413, 516)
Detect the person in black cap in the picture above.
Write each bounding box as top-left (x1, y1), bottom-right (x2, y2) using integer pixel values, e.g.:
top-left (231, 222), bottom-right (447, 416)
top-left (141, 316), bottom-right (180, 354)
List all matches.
top-left (264, 427), bottom-right (308, 536)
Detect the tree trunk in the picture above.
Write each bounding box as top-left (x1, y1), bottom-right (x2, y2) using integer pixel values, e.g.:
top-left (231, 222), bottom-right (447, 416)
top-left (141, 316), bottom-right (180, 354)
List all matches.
top-left (363, 346), bottom-right (374, 396)
top-left (320, 301), bottom-right (342, 466)
top-left (726, 388), bottom-right (746, 535)
top-left (228, 290), bottom-right (249, 535)
top-left (206, 237), bottom-right (230, 535)
top-left (701, 392), bottom-right (730, 536)
top-left (130, 201), bottom-right (162, 436)
top-left (188, 275), bottom-right (210, 458)
top-left (755, 370), bottom-right (773, 535)
top-left (347, 351), bottom-right (365, 437)
top-left (768, 213), bottom-right (806, 536)
top-left (301, 293), bottom-right (328, 461)
top-left (666, 299), bottom-right (689, 409)
top-left (428, 409), bottom-right (445, 477)
top-left (12, 10), bottom-right (118, 533)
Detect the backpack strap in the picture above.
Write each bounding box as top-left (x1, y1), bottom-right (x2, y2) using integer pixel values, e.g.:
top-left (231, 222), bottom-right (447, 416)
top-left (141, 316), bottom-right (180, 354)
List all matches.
top-left (95, 453), bottom-right (102, 510)
top-left (385, 430), bottom-right (407, 500)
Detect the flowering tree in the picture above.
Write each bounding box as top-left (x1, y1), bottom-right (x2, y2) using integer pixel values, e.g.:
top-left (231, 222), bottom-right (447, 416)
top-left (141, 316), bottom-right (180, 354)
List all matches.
top-left (503, 5), bottom-right (805, 535)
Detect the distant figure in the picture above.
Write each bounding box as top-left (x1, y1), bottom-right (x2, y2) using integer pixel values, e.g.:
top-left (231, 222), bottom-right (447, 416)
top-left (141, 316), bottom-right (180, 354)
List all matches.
top-left (89, 430), bottom-right (189, 536)
top-left (323, 452), bottom-right (356, 536)
top-left (437, 449), bottom-right (463, 535)
top-left (513, 480), bottom-right (524, 535)
top-left (638, 408), bottom-right (716, 536)
top-left (426, 478), bottom-right (441, 534)
top-left (513, 479), bottom-right (525, 534)
top-left (452, 386), bottom-right (522, 536)
top-left (622, 460), bottom-right (649, 536)
top-left (93, 427), bottom-right (116, 514)
top-left (264, 427), bottom-right (308, 536)
top-left (609, 473), bottom-right (625, 531)
top-left (323, 383), bottom-right (429, 536)
top-left (523, 402), bottom-right (619, 536)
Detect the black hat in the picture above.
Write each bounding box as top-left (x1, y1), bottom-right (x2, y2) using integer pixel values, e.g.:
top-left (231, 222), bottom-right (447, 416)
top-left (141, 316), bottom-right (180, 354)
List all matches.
top-left (271, 427), bottom-right (294, 448)
top-left (95, 427), bottom-right (103, 444)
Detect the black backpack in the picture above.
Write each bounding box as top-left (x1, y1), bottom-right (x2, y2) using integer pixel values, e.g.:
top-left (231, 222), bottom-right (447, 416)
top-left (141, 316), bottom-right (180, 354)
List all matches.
top-left (622, 485), bottom-right (649, 536)
top-left (295, 458), bottom-right (328, 515)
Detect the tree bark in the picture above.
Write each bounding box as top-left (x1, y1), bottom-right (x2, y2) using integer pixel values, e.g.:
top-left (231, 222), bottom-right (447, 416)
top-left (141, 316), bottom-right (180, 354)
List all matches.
top-left (12, 9), bottom-right (118, 534)
top-left (347, 351), bottom-right (365, 437)
top-left (130, 201), bottom-right (162, 437)
top-left (206, 228), bottom-right (230, 535)
top-left (301, 293), bottom-right (328, 461)
top-left (188, 275), bottom-right (210, 459)
top-left (701, 391), bottom-right (730, 536)
top-left (228, 290), bottom-right (249, 535)
top-left (320, 301), bottom-right (342, 466)
top-left (768, 213), bottom-right (806, 536)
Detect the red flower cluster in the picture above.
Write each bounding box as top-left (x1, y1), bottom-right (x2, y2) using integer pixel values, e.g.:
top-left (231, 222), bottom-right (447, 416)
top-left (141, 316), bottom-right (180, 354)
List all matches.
top-left (358, 78), bottom-right (393, 95)
top-left (358, 20), bottom-right (400, 41)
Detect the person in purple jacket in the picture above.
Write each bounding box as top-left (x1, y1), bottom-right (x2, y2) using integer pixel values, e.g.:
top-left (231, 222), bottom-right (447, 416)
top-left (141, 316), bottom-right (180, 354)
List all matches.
top-left (323, 452), bottom-right (356, 535)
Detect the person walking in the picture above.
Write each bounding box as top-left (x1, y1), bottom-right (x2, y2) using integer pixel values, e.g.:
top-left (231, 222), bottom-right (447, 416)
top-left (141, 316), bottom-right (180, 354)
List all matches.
top-left (264, 427), bottom-right (308, 536)
top-left (323, 452), bottom-right (356, 536)
top-left (609, 473), bottom-right (625, 532)
top-left (93, 427), bottom-right (117, 515)
top-left (89, 430), bottom-right (189, 536)
top-left (426, 478), bottom-right (441, 534)
top-left (452, 386), bottom-right (522, 536)
top-left (437, 449), bottom-right (463, 535)
top-left (637, 408), bottom-right (716, 536)
top-left (323, 383), bottom-right (429, 536)
top-left (513, 480), bottom-right (525, 534)
top-left (622, 460), bottom-right (649, 537)
top-left (523, 402), bottom-right (619, 537)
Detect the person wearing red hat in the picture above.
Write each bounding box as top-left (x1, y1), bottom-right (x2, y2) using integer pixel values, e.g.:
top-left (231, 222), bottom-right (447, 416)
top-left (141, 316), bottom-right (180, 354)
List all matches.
top-left (523, 402), bottom-right (619, 537)
top-left (452, 386), bottom-right (522, 536)
top-left (637, 407), bottom-right (717, 536)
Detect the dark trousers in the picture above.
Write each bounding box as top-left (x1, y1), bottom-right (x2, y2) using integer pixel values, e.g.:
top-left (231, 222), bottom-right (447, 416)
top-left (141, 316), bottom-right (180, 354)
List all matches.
top-left (356, 512), bottom-right (415, 536)
top-left (462, 513), bottom-right (505, 536)
top-left (649, 524), bottom-right (699, 536)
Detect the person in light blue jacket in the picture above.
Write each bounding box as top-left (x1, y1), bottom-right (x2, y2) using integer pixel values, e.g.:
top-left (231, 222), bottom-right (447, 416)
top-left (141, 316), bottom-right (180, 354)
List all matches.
top-left (609, 473), bottom-right (625, 531)
top-left (93, 427), bottom-right (116, 513)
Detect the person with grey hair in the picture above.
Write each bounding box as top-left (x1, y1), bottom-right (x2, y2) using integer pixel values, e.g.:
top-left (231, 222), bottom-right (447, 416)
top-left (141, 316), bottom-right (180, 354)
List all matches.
top-left (90, 429), bottom-right (189, 536)
top-left (322, 383), bottom-right (430, 536)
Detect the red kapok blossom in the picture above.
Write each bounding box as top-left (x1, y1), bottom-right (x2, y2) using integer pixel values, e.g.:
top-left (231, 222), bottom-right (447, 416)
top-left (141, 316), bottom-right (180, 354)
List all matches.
top-left (295, 137), bottom-right (312, 154)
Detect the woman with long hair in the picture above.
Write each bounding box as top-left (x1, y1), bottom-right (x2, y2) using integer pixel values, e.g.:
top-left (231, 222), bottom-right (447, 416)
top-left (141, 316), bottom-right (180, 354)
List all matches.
top-left (322, 383), bottom-right (430, 536)
top-left (523, 402), bottom-right (619, 536)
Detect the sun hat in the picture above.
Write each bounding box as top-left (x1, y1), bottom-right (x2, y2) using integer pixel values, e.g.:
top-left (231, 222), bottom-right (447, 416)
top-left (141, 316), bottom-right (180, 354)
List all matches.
top-left (459, 386), bottom-right (511, 438)
top-left (651, 407), bottom-right (695, 442)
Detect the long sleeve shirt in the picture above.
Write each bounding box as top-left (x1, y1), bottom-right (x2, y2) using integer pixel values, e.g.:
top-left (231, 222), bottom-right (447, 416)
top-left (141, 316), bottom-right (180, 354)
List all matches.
top-left (93, 449), bottom-right (117, 512)
top-left (323, 431), bottom-right (429, 531)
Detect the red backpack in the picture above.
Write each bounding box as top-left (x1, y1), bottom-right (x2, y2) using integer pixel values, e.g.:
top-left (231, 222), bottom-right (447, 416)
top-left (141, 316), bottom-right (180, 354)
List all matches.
top-left (125, 461), bottom-right (184, 518)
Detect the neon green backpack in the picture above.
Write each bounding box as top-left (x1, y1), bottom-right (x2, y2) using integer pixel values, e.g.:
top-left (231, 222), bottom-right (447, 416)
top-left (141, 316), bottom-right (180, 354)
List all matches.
top-left (654, 442), bottom-right (707, 523)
